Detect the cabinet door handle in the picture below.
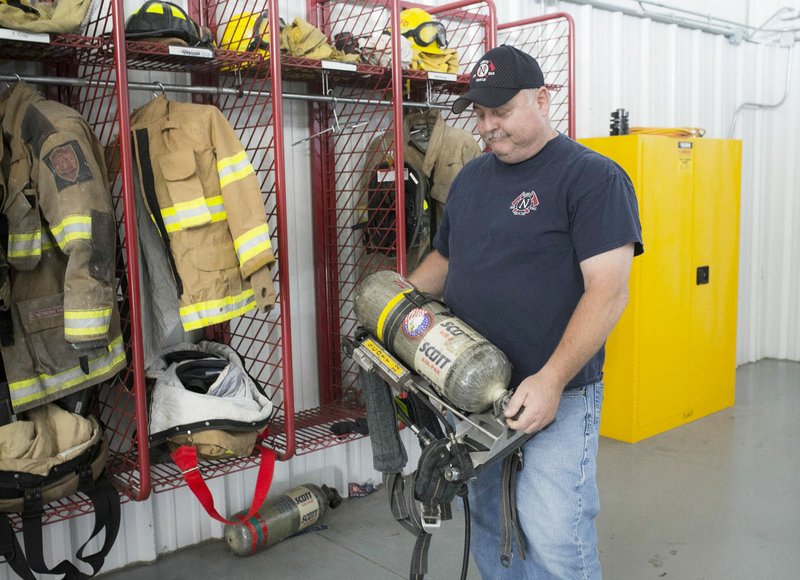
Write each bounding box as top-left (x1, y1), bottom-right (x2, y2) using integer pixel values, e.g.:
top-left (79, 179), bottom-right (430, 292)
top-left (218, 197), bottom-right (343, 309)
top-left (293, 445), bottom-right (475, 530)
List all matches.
top-left (696, 266), bottom-right (710, 285)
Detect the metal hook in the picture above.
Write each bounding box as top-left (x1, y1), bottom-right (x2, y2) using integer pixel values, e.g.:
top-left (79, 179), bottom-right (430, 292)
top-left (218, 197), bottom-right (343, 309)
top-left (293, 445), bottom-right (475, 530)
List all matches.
top-left (3, 74), bottom-right (22, 92)
top-left (425, 80), bottom-right (433, 112)
top-left (152, 81), bottom-right (166, 98)
top-left (291, 70), bottom-right (368, 146)
top-left (235, 69), bottom-right (244, 99)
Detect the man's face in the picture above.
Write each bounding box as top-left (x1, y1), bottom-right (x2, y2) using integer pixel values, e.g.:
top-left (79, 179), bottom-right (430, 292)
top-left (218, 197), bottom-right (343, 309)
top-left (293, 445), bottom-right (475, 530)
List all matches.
top-left (473, 88), bottom-right (552, 164)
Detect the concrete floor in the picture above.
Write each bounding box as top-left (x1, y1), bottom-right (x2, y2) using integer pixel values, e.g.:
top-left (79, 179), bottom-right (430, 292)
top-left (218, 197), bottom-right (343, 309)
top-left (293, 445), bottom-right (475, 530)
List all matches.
top-left (102, 359), bottom-right (800, 579)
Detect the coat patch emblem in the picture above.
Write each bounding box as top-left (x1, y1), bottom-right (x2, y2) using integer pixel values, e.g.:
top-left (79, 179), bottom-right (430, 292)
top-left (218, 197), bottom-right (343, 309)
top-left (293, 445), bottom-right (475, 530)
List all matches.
top-left (44, 141), bottom-right (93, 191)
top-left (510, 190), bottom-right (540, 216)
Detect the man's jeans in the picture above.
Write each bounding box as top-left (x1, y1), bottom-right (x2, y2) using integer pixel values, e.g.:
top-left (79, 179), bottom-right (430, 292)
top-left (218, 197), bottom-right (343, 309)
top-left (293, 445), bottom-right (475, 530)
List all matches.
top-left (468, 382), bottom-right (604, 579)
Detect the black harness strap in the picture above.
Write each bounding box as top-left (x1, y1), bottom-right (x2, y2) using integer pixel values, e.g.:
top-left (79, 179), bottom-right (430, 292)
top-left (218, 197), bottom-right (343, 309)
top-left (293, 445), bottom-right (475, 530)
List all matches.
top-left (21, 486), bottom-right (84, 578)
top-left (410, 531), bottom-right (432, 580)
top-left (74, 471), bottom-right (122, 576)
top-left (386, 472), bottom-right (433, 580)
top-left (10, 441), bottom-right (121, 579)
top-left (499, 450), bottom-right (526, 568)
top-left (0, 514), bottom-right (36, 580)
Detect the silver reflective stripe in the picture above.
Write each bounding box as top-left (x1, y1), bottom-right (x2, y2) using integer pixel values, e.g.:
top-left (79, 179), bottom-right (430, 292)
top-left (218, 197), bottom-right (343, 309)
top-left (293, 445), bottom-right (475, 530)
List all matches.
top-left (52, 219), bottom-right (92, 248)
top-left (9, 337), bottom-right (126, 408)
top-left (207, 198), bottom-right (225, 216)
top-left (174, 204), bottom-right (209, 221)
top-left (8, 231), bottom-right (42, 258)
top-left (179, 291), bottom-right (256, 330)
top-left (64, 308), bottom-right (112, 337)
top-left (162, 212), bottom-right (179, 229)
top-left (235, 229), bottom-right (271, 263)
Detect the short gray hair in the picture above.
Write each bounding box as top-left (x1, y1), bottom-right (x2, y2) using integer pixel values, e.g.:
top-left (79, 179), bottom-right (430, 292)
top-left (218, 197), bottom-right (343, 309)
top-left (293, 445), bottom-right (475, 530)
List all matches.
top-left (525, 88), bottom-right (540, 105)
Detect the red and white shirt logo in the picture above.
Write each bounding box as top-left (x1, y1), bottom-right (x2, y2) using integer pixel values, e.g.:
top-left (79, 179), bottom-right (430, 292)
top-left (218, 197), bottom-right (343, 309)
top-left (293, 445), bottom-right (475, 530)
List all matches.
top-left (510, 190), bottom-right (540, 215)
top-left (473, 59), bottom-right (495, 83)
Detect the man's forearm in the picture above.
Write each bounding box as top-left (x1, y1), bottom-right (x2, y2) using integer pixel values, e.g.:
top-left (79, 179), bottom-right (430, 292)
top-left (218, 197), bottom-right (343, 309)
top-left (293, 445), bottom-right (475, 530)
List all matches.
top-left (408, 250), bottom-right (449, 298)
top-left (539, 283), bottom-right (629, 390)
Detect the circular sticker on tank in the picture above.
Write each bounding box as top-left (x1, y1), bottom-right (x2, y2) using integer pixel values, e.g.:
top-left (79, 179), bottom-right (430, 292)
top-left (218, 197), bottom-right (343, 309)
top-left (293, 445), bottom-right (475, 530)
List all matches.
top-left (402, 308), bottom-right (431, 337)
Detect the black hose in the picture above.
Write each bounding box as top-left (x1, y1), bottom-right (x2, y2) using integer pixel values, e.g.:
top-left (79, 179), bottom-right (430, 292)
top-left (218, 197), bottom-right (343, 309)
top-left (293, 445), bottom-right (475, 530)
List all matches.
top-left (461, 491), bottom-right (470, 580)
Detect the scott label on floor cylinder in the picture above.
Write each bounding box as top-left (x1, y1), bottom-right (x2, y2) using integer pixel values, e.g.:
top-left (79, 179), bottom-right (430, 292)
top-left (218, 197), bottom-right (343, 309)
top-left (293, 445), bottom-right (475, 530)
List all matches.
top-left (224, 484), bottom-right (342, 556)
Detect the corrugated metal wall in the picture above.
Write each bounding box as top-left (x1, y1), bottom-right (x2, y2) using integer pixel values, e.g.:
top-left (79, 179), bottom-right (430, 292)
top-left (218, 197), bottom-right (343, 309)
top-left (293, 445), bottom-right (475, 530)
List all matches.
top-left (3, 1), bottom-right (799, 577)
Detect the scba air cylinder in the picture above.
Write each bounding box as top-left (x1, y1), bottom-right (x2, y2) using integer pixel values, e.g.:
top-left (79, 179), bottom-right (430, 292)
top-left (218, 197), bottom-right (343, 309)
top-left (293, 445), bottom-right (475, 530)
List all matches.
top-left (224, 484), bottom-right (342, 556)
top-left (354, 271), bottom-right (511, 413)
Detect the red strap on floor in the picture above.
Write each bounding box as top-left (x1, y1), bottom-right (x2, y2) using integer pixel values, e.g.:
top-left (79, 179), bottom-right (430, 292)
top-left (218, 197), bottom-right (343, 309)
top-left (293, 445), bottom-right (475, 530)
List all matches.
top-left (171, 445), bottom-right (276, 525)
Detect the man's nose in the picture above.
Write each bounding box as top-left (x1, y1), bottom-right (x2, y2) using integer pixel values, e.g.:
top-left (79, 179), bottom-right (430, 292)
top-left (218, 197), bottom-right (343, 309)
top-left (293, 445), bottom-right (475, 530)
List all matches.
top-left (481, 114), bottom-right (500, 132)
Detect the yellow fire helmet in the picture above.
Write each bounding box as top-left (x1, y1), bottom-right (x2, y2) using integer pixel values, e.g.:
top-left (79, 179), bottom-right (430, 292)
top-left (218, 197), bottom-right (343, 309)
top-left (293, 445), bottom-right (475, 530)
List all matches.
top-left (219, 11), bottom-right (270, 56)
top-left (399, 7), bottom-right (448, 55)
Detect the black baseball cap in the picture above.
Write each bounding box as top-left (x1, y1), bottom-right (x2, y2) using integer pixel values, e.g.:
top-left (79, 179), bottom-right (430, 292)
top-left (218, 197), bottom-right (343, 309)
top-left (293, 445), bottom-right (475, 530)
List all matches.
top-left (452, 45), bottom-right (545, 114)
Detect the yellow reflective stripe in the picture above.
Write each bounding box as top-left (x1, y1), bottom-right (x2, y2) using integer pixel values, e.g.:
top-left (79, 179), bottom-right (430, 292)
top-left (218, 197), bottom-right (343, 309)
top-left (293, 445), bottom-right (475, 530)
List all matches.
top-left (9, 336), bottom-right (126, 407)
top-left (146, 3), bottom-right (163, 14)
top-left (8, 230), bottom-right (41, 258)
top-left (64, 308), bottom-right (112, 319)
top-left (206, 195), bottom-right (226, 221)
top-left (160, 196), bottom-right (228, 233)
top-left (64, 308), bottom-right (113, 338)
top-left (239, 240), bottom-right (272, 265)
top-left (217, 150), bottom-right (248, 172)
top-left (377, 289), bottom-right (412, 342)
top-left (171, 5), bottom-right (186, 19)
top-left (217, 150), bottom-right (255, 188)
top-left (8, 231), bottom-right (39, 240)
top-left (234, 224), bottom-right (272, 265)
top-left (173, 197), bottom-right (207, 211)
top-left (172, 197), bottom-right (210, 226)
top-left (179, 289), bottom-right (256, 331)
top-left (50, 215), bottom-right (92, 249)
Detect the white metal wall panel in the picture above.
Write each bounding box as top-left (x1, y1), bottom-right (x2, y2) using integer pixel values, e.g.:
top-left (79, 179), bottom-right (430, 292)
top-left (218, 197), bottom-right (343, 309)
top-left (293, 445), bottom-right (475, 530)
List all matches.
top-left (4, 2), bottom-right (800, 578)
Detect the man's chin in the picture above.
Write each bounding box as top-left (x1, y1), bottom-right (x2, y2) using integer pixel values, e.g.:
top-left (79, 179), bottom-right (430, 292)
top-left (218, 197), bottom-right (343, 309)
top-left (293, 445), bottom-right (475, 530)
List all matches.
top-left (491, 145), bottom-right (511, 157)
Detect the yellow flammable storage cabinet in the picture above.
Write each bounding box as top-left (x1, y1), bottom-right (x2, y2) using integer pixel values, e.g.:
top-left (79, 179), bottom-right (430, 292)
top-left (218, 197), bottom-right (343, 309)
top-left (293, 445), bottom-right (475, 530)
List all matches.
top-left (580, 135), bottom-right (741, 442)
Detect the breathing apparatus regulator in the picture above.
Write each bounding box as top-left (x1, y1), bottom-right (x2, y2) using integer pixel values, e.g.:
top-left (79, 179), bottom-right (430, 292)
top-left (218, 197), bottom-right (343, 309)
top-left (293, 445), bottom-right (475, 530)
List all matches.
top-left (348, 271), bottom-right (532, 579)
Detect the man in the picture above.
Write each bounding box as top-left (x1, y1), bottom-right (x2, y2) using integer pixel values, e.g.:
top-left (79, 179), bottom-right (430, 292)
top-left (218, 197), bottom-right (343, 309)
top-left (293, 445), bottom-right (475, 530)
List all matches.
top-left (408, 45), bottom-right (643, 578)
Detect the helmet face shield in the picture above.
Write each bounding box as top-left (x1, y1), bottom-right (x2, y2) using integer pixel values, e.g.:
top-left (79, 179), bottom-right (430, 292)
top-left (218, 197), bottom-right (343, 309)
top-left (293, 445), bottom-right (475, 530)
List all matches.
top-left (406, 21), bottom-right (448, 50)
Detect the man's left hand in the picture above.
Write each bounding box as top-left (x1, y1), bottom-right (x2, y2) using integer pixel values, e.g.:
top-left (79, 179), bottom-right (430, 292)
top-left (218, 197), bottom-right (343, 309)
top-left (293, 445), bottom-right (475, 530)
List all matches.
top-left (504, 372), bottom-right (563, 434)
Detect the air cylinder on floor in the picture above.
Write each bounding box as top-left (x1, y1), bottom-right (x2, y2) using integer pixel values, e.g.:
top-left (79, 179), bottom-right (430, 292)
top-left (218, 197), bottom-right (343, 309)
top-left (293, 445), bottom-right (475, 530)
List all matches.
top-left (224, 484), bottom-right (342, 556)
top-left (354, 270), bottom-right (511, 413)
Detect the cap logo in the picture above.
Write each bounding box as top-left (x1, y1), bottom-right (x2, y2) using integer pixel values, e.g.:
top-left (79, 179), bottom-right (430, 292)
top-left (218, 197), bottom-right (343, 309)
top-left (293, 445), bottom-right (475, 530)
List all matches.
top-left (473, 59), bottom-right (495, 83)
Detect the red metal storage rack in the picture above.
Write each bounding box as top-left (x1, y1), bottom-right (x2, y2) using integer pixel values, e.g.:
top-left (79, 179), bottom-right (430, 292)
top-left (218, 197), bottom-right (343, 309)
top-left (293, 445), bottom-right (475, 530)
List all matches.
top-left (120, 0), bottom-right (296, 491)
top-left (0, 0), bottom-right (297, 520)
top-left (0, 0), bottom-right (151, 523)
top-left (498, 13), bottom-right (576, 137)
top-left (303, 0), bottom-right (496, 453)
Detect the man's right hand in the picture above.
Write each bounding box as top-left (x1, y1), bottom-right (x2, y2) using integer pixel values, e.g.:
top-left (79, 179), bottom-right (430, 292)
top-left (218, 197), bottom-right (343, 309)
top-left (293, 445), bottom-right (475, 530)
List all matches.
top-left (407, 250), bottom-right (449, 298)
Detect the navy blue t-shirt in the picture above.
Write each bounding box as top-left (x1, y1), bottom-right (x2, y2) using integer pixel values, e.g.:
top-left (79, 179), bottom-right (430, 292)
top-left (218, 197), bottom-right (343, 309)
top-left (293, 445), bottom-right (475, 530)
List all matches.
top-left (433, 133), bottom-right (643, 390)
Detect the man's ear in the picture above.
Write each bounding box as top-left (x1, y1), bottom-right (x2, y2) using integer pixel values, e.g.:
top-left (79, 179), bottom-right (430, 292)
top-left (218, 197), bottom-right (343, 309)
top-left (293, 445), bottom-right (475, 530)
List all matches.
top-left (537, 86), bottom-right (551, 116)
